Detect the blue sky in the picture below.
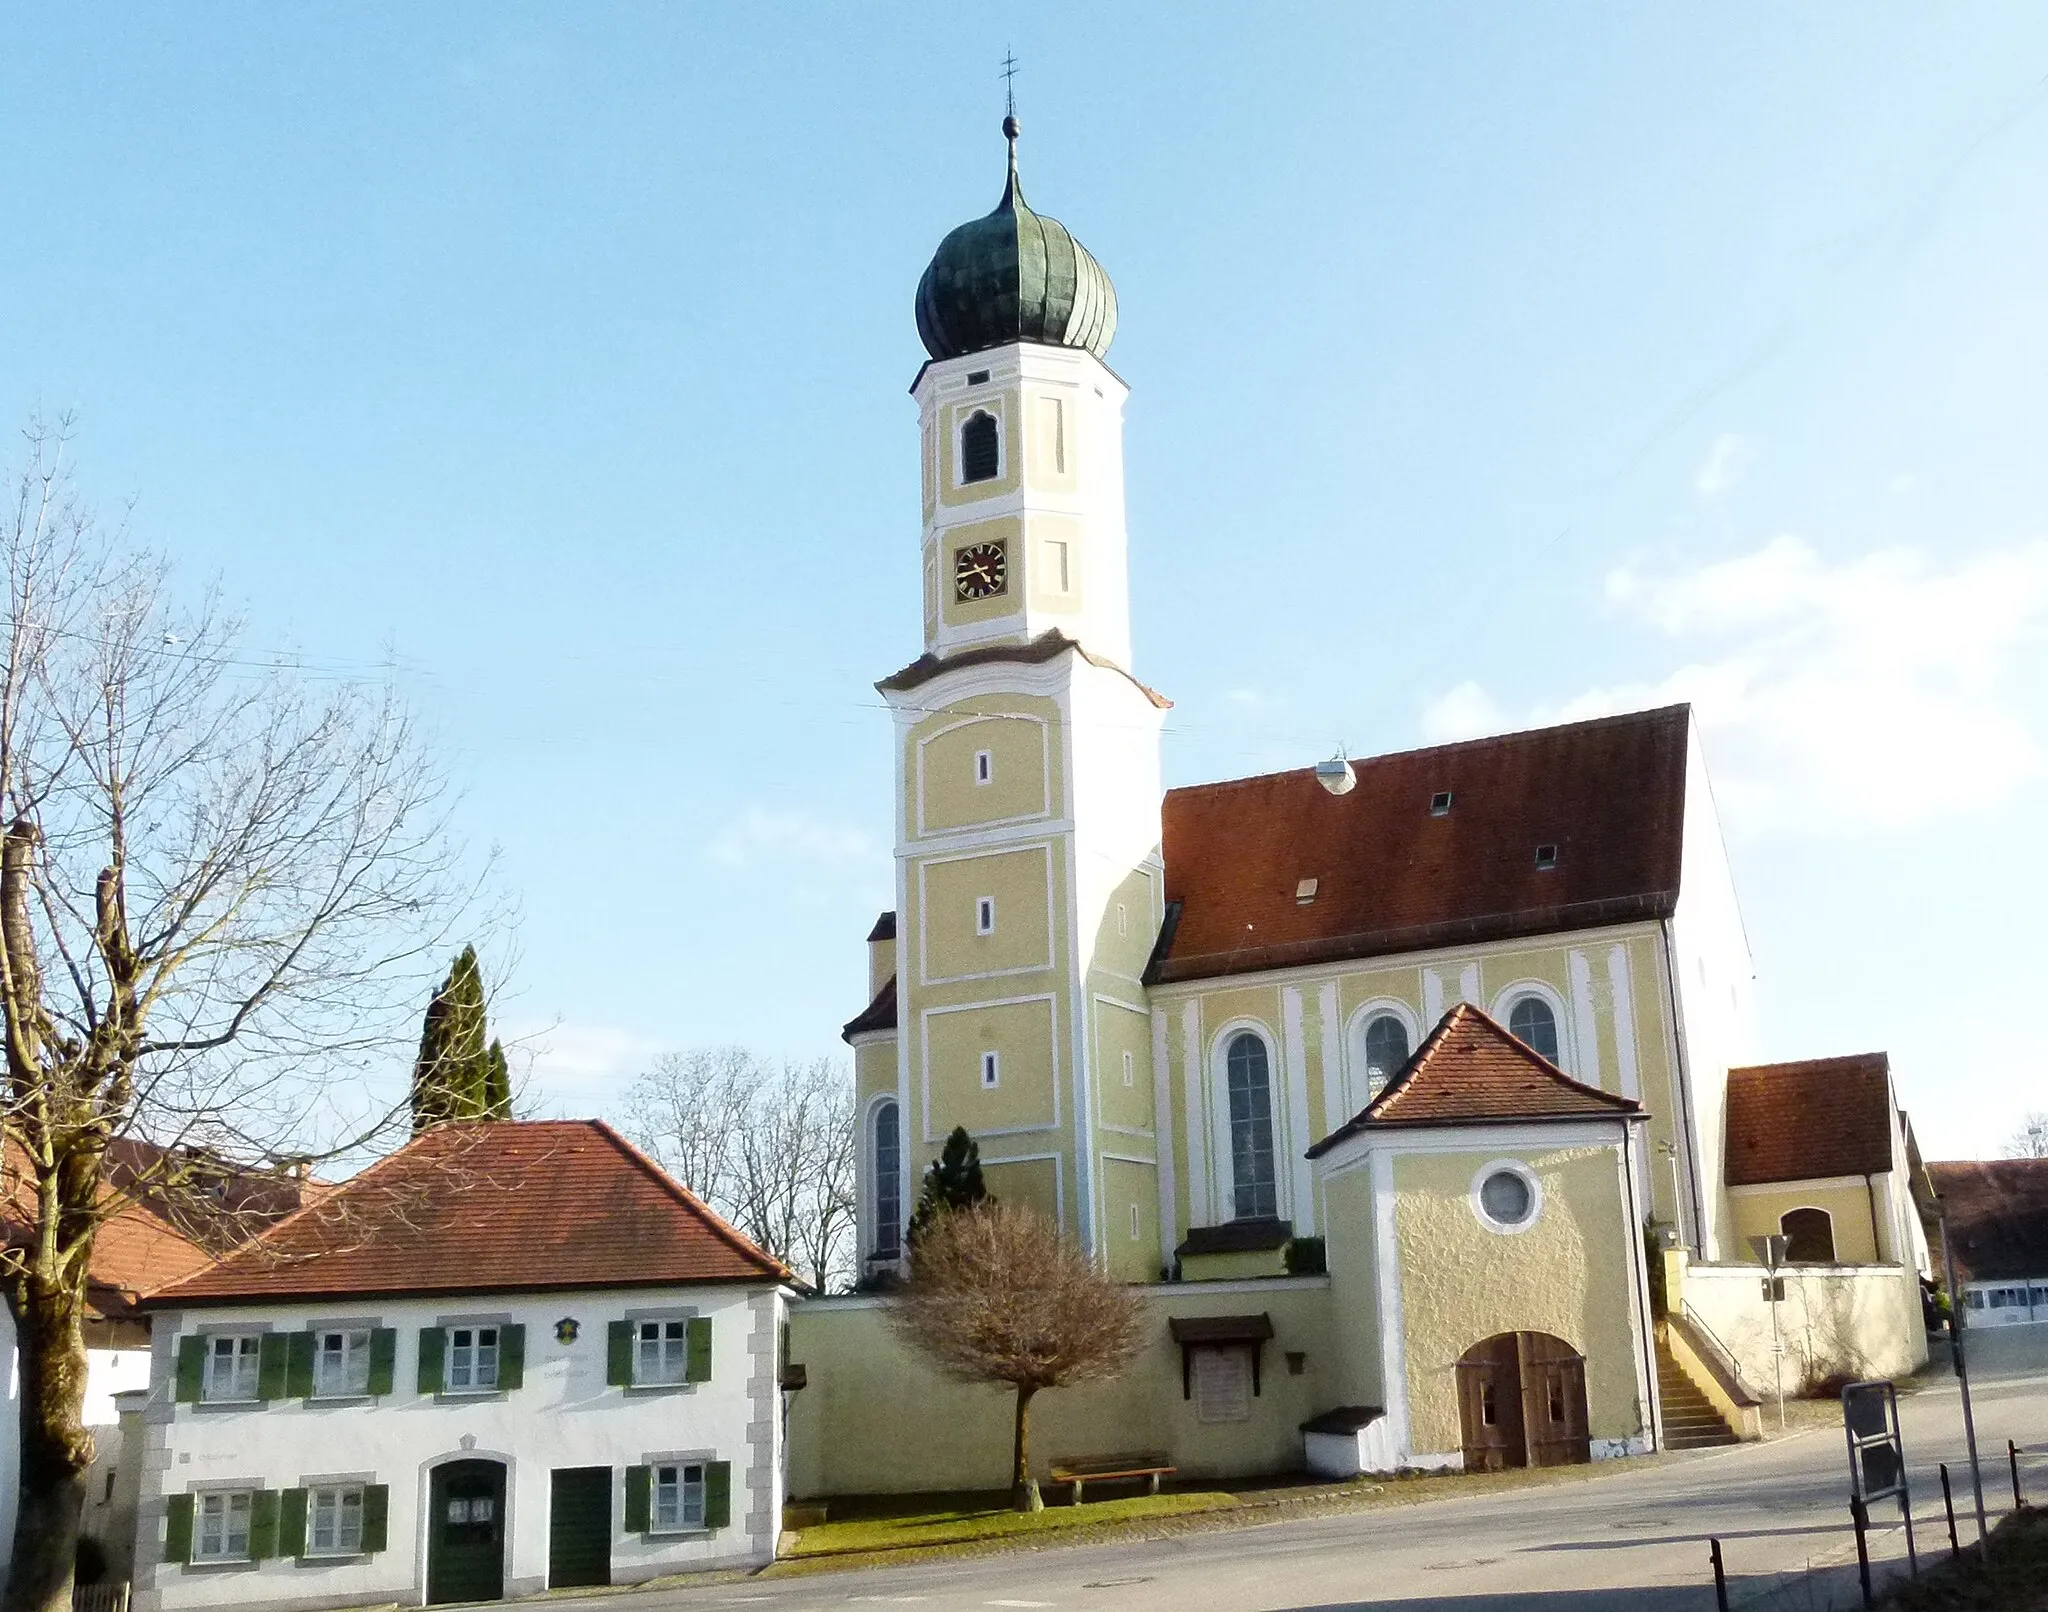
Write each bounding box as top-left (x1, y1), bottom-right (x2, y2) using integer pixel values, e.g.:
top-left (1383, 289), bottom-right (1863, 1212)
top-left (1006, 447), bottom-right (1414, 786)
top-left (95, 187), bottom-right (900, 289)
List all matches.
top-left (4, 7), bottom-right (2044, 1159)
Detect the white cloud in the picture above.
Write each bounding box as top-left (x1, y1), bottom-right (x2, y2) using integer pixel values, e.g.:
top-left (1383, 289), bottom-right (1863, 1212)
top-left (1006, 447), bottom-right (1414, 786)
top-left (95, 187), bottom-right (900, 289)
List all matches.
top-left (1421, 536), bottom-right (2048, 835)
top-left (1693, 433), bottom-right (1753, 498)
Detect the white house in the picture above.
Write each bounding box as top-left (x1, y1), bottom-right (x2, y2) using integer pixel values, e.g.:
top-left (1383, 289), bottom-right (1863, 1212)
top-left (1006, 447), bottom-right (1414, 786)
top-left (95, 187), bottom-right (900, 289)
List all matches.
top-left (132, 1120), bottom-right (792, 1610)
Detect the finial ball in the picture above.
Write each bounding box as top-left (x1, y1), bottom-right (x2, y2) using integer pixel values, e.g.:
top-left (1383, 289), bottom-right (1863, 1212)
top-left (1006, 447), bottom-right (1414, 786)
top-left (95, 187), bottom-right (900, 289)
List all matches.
top-left (1002, 115), bottom-right (1020, 141)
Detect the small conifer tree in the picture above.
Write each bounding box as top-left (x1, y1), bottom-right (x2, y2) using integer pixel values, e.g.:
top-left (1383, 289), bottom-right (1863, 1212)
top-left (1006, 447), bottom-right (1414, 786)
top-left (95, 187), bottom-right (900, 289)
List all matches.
top-left (410, 946), bottom-right (511, 1131)
top-left (907, 1125), bottom-right (991, 1245)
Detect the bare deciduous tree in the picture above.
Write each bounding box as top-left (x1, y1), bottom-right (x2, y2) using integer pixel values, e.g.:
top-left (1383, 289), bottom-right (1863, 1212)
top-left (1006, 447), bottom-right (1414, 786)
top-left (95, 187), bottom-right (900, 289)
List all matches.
top-left (0, 422), bottom-right (471, 1612)
top-left (889, 1201), bottom-right (1145, 1511)
top-left (2004, 1111), bottom-right (2048, 1160)
top-left (625, 1047), bottom-right (854, 1294)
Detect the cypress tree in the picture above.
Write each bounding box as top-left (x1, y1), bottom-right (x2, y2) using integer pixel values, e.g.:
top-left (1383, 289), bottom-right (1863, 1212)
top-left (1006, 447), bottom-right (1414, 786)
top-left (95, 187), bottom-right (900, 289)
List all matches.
top-left (907, 1125), bottom-right (992, 1246)
top-left (410, 946), bottom-right (509, 1132)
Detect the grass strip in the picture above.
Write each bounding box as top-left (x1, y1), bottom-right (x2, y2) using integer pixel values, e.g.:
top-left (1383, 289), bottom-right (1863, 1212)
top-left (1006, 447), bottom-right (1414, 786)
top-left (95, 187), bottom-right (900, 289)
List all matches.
top-left (788, 1490), bottom-right (1237, 1556)
top-left (1880, 1507), bottom-right (2048, 1611)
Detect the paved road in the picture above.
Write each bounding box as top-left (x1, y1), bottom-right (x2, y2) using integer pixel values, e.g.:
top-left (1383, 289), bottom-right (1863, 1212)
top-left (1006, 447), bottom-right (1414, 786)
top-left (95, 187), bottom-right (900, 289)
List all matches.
top-left (573, 1338), bottom-right (2048, 1612)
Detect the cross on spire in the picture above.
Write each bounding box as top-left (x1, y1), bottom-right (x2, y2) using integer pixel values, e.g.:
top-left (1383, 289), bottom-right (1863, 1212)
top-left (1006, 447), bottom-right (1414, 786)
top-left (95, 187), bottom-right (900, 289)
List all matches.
top-left (1001, 50), bottom-right (1019, 121)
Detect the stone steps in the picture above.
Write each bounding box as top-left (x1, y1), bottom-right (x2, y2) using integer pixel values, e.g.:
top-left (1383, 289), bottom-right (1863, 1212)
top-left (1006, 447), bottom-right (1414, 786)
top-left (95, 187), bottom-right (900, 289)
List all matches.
top-left (1656, 1343), bottom-right (1740, 1450)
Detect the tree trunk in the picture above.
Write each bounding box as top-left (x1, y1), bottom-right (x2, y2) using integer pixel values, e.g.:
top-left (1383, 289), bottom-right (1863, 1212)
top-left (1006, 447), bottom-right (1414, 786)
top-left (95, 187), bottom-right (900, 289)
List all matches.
top-left (5, 1271), bottom-right (94, 1612)
top-left (1010, 1382), bottom-right (1042, 1512)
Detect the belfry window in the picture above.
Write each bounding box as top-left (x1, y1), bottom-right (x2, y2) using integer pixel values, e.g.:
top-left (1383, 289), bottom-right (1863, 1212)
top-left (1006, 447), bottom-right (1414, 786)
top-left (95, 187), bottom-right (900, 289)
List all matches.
top-left (873, 1099), bottom-right (902, 1259)
top-left (1507, 996), bottom-right (1560, 1065)
top-left (960, 410), bottom-right (1000, 483)
top-left (1362, 1014), bottom-right (1411, 1098)
top-left (1224, 1032), bottom-right (1278, 1221)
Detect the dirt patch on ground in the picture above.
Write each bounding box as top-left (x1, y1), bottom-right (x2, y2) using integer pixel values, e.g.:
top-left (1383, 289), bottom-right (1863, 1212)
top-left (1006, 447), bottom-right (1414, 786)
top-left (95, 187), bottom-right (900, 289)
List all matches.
top-left (1879, 1507), bottom-right (2048, 1611)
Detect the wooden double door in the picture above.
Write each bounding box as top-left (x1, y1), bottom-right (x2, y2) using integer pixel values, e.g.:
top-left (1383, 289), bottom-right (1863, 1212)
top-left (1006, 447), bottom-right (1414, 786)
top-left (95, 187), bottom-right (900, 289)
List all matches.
top-left (1454, 1331), bottom-right (1591, 1471)
top-left (428, 1459), bottom-right (506, 1604)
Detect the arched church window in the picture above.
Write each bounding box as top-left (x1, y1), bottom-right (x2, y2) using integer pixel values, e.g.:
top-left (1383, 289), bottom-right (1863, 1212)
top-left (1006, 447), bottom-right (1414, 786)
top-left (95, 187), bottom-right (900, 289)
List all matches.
top-left (1224, 1032), bottom-right (1278, 1221)
top-left (960, 410), bottom-right (1000, 483)
top-left (1362, 1014), bottom-right (1411, 1097)
top-left (1507, 996), bottom-right (1560, 1065)
top-left (873, 1099), bottom-right (902, 1259)
top-left (1780, 1206), bottom-right (1835, 1264)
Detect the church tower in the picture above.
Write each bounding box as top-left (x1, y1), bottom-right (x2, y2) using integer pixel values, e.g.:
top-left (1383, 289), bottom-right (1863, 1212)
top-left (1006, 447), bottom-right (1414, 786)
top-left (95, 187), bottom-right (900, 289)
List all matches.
top-left (870, 117), bottom-right (1168, 1277)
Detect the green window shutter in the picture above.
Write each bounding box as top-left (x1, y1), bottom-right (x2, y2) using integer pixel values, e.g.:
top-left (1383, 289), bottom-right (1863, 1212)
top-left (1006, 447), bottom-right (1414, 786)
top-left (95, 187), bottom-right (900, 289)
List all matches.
top-left (606, 1320), bottom-right (634, 1388)
top-left (285, 1331), bottom-right (316, 1399)
top-left (685, 1316), bottom-right (712, 1383)
top-left (278, 1488), bottom-right (308, 1559)
top-left (622, 1465), bottom-right (651, 1533)
top-left (361, 1484), bottom-right (390, 1553)
top-left (256, 1334), bottom-right (289, 1403)
top-left (704, 1461), bottom-right (731, 1530)
top-left (497, 1323), bottom-right (525, 1391)
top-left (164, 1494), bottom-right (195, 1564)
top-left (173, 1337), bottom-right (206, 1404)
top-left (367, 1328), bottom-right (397, 1396)
top-left (248, 1489), bottom-right (281, 1559)
top-left (417, 1326), bottom-right (446, 1395)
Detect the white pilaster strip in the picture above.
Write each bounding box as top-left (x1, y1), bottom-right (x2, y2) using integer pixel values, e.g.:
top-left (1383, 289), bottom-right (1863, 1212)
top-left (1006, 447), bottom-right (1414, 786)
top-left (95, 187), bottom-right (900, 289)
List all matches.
top-left (1569, 948), bottom-right (1603, 1089)
top-left (1422, 968), bottom-right (1445, 1027)
top-left (1373, 1149), bottom-right (1412, 1461)
top-left (1607, 944), bottom-right (1641, 1102)
top-left (1318, 980), bottom-right (1346, 1136)
top-left (1151, 1008), bottom-right (1178, 1272)
top-left (1457, 961), bottom-right (1482, 1006)
top-left (1281, 986), bottom-right (1315, 1234)
top-left (1180, 1001), bottom-right (1209, 1227)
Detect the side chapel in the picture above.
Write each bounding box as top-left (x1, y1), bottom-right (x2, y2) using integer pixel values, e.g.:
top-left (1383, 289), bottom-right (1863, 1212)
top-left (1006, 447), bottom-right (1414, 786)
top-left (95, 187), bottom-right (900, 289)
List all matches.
top-left (799, 117), bottom-right (1934, 1488)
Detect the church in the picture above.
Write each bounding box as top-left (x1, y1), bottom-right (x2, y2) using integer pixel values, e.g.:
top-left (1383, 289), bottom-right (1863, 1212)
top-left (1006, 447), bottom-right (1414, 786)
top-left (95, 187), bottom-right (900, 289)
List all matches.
top-left (788, 117), bottom-right (1936, 1491)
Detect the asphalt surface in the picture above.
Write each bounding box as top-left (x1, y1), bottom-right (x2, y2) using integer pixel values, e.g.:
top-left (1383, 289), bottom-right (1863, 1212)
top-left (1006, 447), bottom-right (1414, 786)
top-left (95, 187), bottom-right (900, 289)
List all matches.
top-left (564, 1330), bottom-right (2048, 1612)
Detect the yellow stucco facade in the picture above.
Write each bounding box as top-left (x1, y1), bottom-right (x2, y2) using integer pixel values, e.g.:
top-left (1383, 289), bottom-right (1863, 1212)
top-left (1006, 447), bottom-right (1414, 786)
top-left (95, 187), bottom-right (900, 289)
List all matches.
top-left (1728, 1182), bottom-right (1886, 1266)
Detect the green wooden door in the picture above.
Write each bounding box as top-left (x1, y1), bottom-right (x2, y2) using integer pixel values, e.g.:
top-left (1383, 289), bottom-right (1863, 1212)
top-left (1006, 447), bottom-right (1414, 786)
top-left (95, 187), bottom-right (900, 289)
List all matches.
top-left (547, 1467), bottom-right (612, 1589)
top-left (428, 1459), bottom-right (506, 1604)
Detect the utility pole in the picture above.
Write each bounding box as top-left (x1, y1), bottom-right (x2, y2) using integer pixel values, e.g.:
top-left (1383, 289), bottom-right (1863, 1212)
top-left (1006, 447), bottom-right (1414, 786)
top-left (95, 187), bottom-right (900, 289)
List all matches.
top-left (1937, 1206), bottom-right (1990, 1558)
top-left (1750, 1234), bottom-right (1788, 1433)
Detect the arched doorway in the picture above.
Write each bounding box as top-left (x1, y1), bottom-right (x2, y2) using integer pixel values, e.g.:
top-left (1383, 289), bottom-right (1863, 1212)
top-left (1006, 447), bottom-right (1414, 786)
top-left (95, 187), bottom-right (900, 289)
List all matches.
top-left (428, 1458), bottom-right (507, 1604)
top-left (1454, 1332), bottom-right (1591, 1471)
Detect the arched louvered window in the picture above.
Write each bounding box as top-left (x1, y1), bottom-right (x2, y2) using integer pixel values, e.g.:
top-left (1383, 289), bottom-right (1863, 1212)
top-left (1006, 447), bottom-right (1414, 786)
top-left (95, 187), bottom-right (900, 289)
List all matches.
top-left (1781, 1207), bottom-right (1835, 1264)
top-left (1508, 996), bottom-right (1560, 1065)
top-left (1363, 1014), bottom-right (1411, 1097)
top-left (960, 410), bottom-right (1000, 483)
top-left (873, 1099), bottom-right (902, 1258)
top-left (1225, 1032), bottom-right (1278, 1220)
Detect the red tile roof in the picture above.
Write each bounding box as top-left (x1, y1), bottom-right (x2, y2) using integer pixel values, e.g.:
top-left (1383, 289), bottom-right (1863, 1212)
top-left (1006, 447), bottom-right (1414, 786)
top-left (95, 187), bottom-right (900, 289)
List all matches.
top-left (1724, 1055), bottom-right (1895, 1186)
top-left (1152, 706), bottom-right (1690, 984)
top-left (1308, 1003), bottom-right (1640, 1156)
top-left (843, 975), bottom-right (898, 1042)
top-left (146, 1120), bottom-right (790, 1306)
top-left (1927, 1159), bottom-right (2048, 1283)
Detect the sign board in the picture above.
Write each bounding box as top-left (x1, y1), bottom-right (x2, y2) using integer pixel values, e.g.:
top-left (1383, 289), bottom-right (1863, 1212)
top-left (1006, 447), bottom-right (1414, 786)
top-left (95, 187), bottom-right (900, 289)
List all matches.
top-left (1750, 1234), bottom-right (1789, 1273)
top-left (1841, 1377), bottom-right (1917, 1570)
top-left (1761, 1276), bottom-right (1786, 1303)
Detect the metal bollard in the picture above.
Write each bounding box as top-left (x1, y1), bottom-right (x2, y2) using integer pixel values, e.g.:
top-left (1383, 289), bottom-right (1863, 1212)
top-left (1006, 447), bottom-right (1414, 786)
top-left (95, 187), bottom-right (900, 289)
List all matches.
top-left (2013, 1440), bottom-right (2026, 1511)
top-left (1851, 1495), bottom-right (1874, 1611)
top-left (1940, 1462), bottom-right (1960, 1560)
top-left (1709, 1536), bottom-right (1729, 1612)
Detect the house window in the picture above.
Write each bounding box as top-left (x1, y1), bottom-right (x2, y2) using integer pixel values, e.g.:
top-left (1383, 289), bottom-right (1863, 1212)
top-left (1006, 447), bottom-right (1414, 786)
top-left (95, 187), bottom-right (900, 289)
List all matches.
top-left (313, 1330), bottom-right (372, 1398)
top-left (1116, 902), bottom-right (1128, 937)
top-left (960, 410), bottom-right (999, 482)
top-left (1507, 996), bottom-right (1560, 1065)
top-left (307, 1485), bottom-right (364, 1555)
top-left (1130, 1203), bottom-right (1142, 1240)
top-left (974, 749), bottom-right (992, 785)
top-left (447, 1327), bottom-right (499, 1392)
top-left (1473, 1162), bottom-right (1542, 1233)
top-left (1780, 1207), bottom-right (1836, 1264)
top-left (1122, 1050), bottom-right (1135, 1088)
top-left (1193, 1348), bottom-right (1253, 1424)
top-left (1361, 1013), bottom-right (1411, 1097)
top-left (653, 1463), bottom-right (706, 1532)
top-left (981, 1051), bottom-right (1001, 1089)
top-left (202, 1335), bottom-right (262, 1403)
top-left (195, 1490), bottom-right (253, 1561)
top-left (873, 1099), bottom-right (902, 1259)
top-left (1048, 539), bottom-right (1070, 592)
top-left (975, 896), bottom-right (995, 935)
top-left (638, 1320), bottom-right (690, 1387)
top-left (1224, 1032), bottom-right (1278, 1221)
top-left (1430, 791), bottom-right (1454, 816)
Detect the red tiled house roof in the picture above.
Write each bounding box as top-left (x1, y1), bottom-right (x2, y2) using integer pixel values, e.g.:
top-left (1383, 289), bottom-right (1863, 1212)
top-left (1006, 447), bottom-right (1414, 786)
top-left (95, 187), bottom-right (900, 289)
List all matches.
top-left (1724, 1055), bottom-right (1895, 1186)
top-left (1308, 1003), bottom-right (1640, 1157)
top-left (1153, 706), bottom-right (1690, 984)
top-left (843, 975), bottom-right (897, 1042)
top-left (1927, 1159), bottom-right (2048, 1283)
top-left (147, 1120), bottom-right (790, 1307)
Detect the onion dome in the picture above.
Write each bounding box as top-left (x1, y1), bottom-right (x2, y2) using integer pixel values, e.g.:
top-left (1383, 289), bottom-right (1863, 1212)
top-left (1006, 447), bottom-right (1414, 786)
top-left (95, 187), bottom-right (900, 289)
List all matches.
top-left (915, 117), bottom-right (1118, 363)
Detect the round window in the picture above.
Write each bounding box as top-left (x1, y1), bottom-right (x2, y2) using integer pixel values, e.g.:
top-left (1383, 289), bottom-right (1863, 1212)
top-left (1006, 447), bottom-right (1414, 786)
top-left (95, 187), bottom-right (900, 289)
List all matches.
top-left (1478, 1168), bottom-right (1535, 1227)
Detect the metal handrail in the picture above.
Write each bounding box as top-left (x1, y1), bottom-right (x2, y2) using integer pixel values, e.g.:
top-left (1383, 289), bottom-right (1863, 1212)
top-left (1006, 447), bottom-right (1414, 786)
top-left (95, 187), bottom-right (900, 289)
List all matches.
top-left (1679, 1303), bottom-right (1764, 1405)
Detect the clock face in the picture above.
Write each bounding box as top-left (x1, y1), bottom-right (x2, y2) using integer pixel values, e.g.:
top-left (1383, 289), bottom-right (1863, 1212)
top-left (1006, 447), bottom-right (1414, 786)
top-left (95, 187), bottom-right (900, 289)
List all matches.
top-left (954, 542), bottom-right (1009, 601)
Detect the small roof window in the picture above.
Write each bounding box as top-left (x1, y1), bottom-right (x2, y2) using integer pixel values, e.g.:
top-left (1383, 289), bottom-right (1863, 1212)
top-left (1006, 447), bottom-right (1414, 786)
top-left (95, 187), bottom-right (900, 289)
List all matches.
top-left (966, 369), bottom-right (991, 385)
top-left (1534, 844), bottom-right (1559, 870)
top-left (1295, 878), bottom-right (1319, 905)
top-left (1429, 791), bottom-right (1454, 817)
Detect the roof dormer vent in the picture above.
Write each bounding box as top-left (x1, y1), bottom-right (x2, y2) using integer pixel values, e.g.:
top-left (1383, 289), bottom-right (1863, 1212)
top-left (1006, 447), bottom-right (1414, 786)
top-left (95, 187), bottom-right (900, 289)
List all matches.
top-left (1534, 843), bottom-right (1559, 870)
top-left (1429, 791), bottom-right (1454, 817)
top-left (1295, 878), bottom-right (1319, 905)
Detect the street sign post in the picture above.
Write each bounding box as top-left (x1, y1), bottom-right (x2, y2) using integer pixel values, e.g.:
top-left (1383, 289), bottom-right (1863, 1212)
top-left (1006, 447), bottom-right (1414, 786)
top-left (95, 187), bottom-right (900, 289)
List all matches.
top-left (1842, 1379), bottom-right (1918, 1586)
top-left (1750, 1234), bottom-right (1789, 1432)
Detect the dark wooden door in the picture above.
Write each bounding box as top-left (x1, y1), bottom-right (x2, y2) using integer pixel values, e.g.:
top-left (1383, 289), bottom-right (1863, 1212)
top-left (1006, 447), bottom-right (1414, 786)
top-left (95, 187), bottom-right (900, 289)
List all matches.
top-left (428, 1459), bottom-right (506, 1604)
top-left (548, 1466), bottom-right (613, 1589)
top-left (1519, 1332), bottom-right (1592, 1467)
top-left (1455, 1332), bottom-right (1527, 1471)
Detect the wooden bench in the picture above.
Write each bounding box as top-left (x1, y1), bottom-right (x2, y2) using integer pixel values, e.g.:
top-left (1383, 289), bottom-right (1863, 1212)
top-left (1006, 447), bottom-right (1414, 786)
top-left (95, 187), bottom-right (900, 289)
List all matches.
top-left (1046, 1453), bottom-right (1176, 1505)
